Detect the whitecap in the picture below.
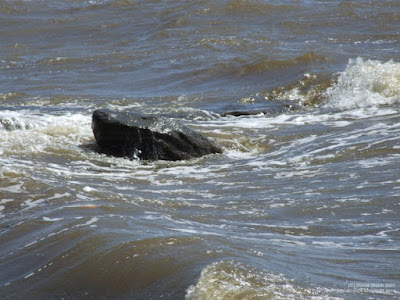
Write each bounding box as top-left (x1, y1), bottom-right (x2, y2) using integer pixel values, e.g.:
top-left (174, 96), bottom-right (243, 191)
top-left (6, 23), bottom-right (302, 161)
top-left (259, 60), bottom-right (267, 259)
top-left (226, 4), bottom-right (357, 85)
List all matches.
top-left (324, 58), bottom-right (400, 109)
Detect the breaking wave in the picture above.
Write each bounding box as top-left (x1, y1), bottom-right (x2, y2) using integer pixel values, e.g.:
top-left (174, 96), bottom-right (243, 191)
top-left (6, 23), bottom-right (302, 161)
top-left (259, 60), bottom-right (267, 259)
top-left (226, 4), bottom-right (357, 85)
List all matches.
top-left (186, 261), bottom-right (340, 300)
top-left (324, 58), bottom-right (400, 109)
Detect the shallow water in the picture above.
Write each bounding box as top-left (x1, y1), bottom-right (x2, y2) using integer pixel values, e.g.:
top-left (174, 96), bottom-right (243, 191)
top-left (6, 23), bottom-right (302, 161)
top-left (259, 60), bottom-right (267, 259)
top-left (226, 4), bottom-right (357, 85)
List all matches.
top-left (1, 1), bottom-right (400, 299)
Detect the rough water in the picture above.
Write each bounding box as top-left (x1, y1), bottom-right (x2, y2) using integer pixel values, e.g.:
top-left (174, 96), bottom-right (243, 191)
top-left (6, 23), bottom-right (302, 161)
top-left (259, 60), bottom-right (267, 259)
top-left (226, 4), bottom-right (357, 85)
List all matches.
top-left (1, 1), bottom-right (400, 299)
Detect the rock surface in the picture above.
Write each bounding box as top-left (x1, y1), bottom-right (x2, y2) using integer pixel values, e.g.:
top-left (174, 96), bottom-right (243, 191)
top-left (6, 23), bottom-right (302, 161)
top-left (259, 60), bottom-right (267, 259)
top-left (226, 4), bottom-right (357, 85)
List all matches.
top-left (92, 109), bottom-right (222, 160)
top-left (214, 100), bottom-right (300, 118)
top-left (220, 104), bottom-right (299, 117)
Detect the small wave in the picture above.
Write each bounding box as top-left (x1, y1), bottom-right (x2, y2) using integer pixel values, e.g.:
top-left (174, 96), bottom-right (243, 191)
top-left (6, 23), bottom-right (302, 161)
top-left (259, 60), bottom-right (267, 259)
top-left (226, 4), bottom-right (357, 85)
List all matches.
top-left (36, 56), bottom-right (93, 67)
top-left (263, 57), bottom-right (400, 110)
top-left (36, 54), bottom-right (123, 68)
top-left (237, 52), bottom-right (329, 77)
top-left (264, 72), bottom-right (335, 106)
top-left (225, 0), bottom-right (298, 15)
top-left (186, 52), bottom-right (329, 82)
top-left (0, 92), bottom-right (27, 101)
top-left (186, 260), bottom-right (340, 300)
top-left (324, 58), bottom-right (400, 109)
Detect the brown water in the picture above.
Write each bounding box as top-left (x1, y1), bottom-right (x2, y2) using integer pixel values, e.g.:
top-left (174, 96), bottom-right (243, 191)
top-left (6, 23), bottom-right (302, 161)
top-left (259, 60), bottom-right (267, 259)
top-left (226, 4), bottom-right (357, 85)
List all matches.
top-left (1, 1), bottom-right (400, 299)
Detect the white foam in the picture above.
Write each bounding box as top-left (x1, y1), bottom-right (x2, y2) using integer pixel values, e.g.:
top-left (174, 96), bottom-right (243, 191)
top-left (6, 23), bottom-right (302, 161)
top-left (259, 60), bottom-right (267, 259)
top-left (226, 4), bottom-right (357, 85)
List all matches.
top-left (83, 186), bottom-right (95, 192)
top-left (311, 241), bottom-right (345, 248)
top-left (76, 217), bottom-right (99, 227)
top-left (1, 183), bottom-right (24, 193)
top-left (42, 216), bottom-right (64, 222)
top-left (0, 110), bottom-right (92, 156)
top-left (23, 199), bottom-right (46, 210)
top-left (325, 58), bottom-right (400, 109)
top-left (24, 272), bottom-right (35, 279)
top-left (0, 111), bottom-right (47, 131)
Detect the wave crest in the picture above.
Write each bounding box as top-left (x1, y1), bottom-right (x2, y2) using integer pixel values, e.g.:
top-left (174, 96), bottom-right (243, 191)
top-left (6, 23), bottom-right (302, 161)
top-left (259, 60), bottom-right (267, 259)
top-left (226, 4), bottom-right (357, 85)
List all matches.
top-left (185, 260), bottom-right (335, 300)
top-left (324, 58), bottom-right (400, 109)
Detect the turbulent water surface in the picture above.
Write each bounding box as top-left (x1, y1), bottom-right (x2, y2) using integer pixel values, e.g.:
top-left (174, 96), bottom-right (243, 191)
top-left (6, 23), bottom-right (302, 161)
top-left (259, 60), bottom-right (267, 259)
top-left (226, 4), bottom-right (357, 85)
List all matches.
top-left (1, 0), bottom-right (400, 299)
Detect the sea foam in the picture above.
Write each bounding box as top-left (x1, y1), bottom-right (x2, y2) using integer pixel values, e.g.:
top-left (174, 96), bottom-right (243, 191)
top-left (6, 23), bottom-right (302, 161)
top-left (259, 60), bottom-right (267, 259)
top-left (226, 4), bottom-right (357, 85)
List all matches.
top-left (325, 58), bottom-right (400, 109)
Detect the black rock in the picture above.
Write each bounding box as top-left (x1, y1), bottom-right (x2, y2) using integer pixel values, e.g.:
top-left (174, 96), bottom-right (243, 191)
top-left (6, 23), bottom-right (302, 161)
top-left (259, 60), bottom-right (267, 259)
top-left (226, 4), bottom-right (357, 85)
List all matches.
top-left (215, 100), bottom-right (300, 118)
top-left (220, 110), bottom-right (271, 117)
top-left (220, 104), bottom-right (299, 117)
top-left (92, 109), bottom-right (222, 161)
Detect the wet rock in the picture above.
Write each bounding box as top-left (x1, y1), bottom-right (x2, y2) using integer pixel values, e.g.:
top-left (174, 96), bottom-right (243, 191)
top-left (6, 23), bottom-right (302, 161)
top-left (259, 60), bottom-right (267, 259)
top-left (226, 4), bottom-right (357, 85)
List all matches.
top-left (216, 101), bottom-right (300, 117)
top-left (220, 104), bottom-right (300, 117)
top-left (92, 109), bottom-right (222, 161)
top-left (220, 110), bottom-right (271, 117)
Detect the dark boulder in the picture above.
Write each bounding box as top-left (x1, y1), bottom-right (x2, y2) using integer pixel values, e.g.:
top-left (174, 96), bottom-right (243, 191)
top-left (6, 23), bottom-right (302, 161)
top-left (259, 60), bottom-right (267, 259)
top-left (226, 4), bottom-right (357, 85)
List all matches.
top-left (92, 109), bottom-right (222, 161)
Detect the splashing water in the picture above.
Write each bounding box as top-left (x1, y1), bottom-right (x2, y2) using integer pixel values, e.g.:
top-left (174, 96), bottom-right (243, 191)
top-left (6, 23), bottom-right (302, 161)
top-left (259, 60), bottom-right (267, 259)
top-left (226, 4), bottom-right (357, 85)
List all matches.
top-left (325, 58), bottom-right (400, 109)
